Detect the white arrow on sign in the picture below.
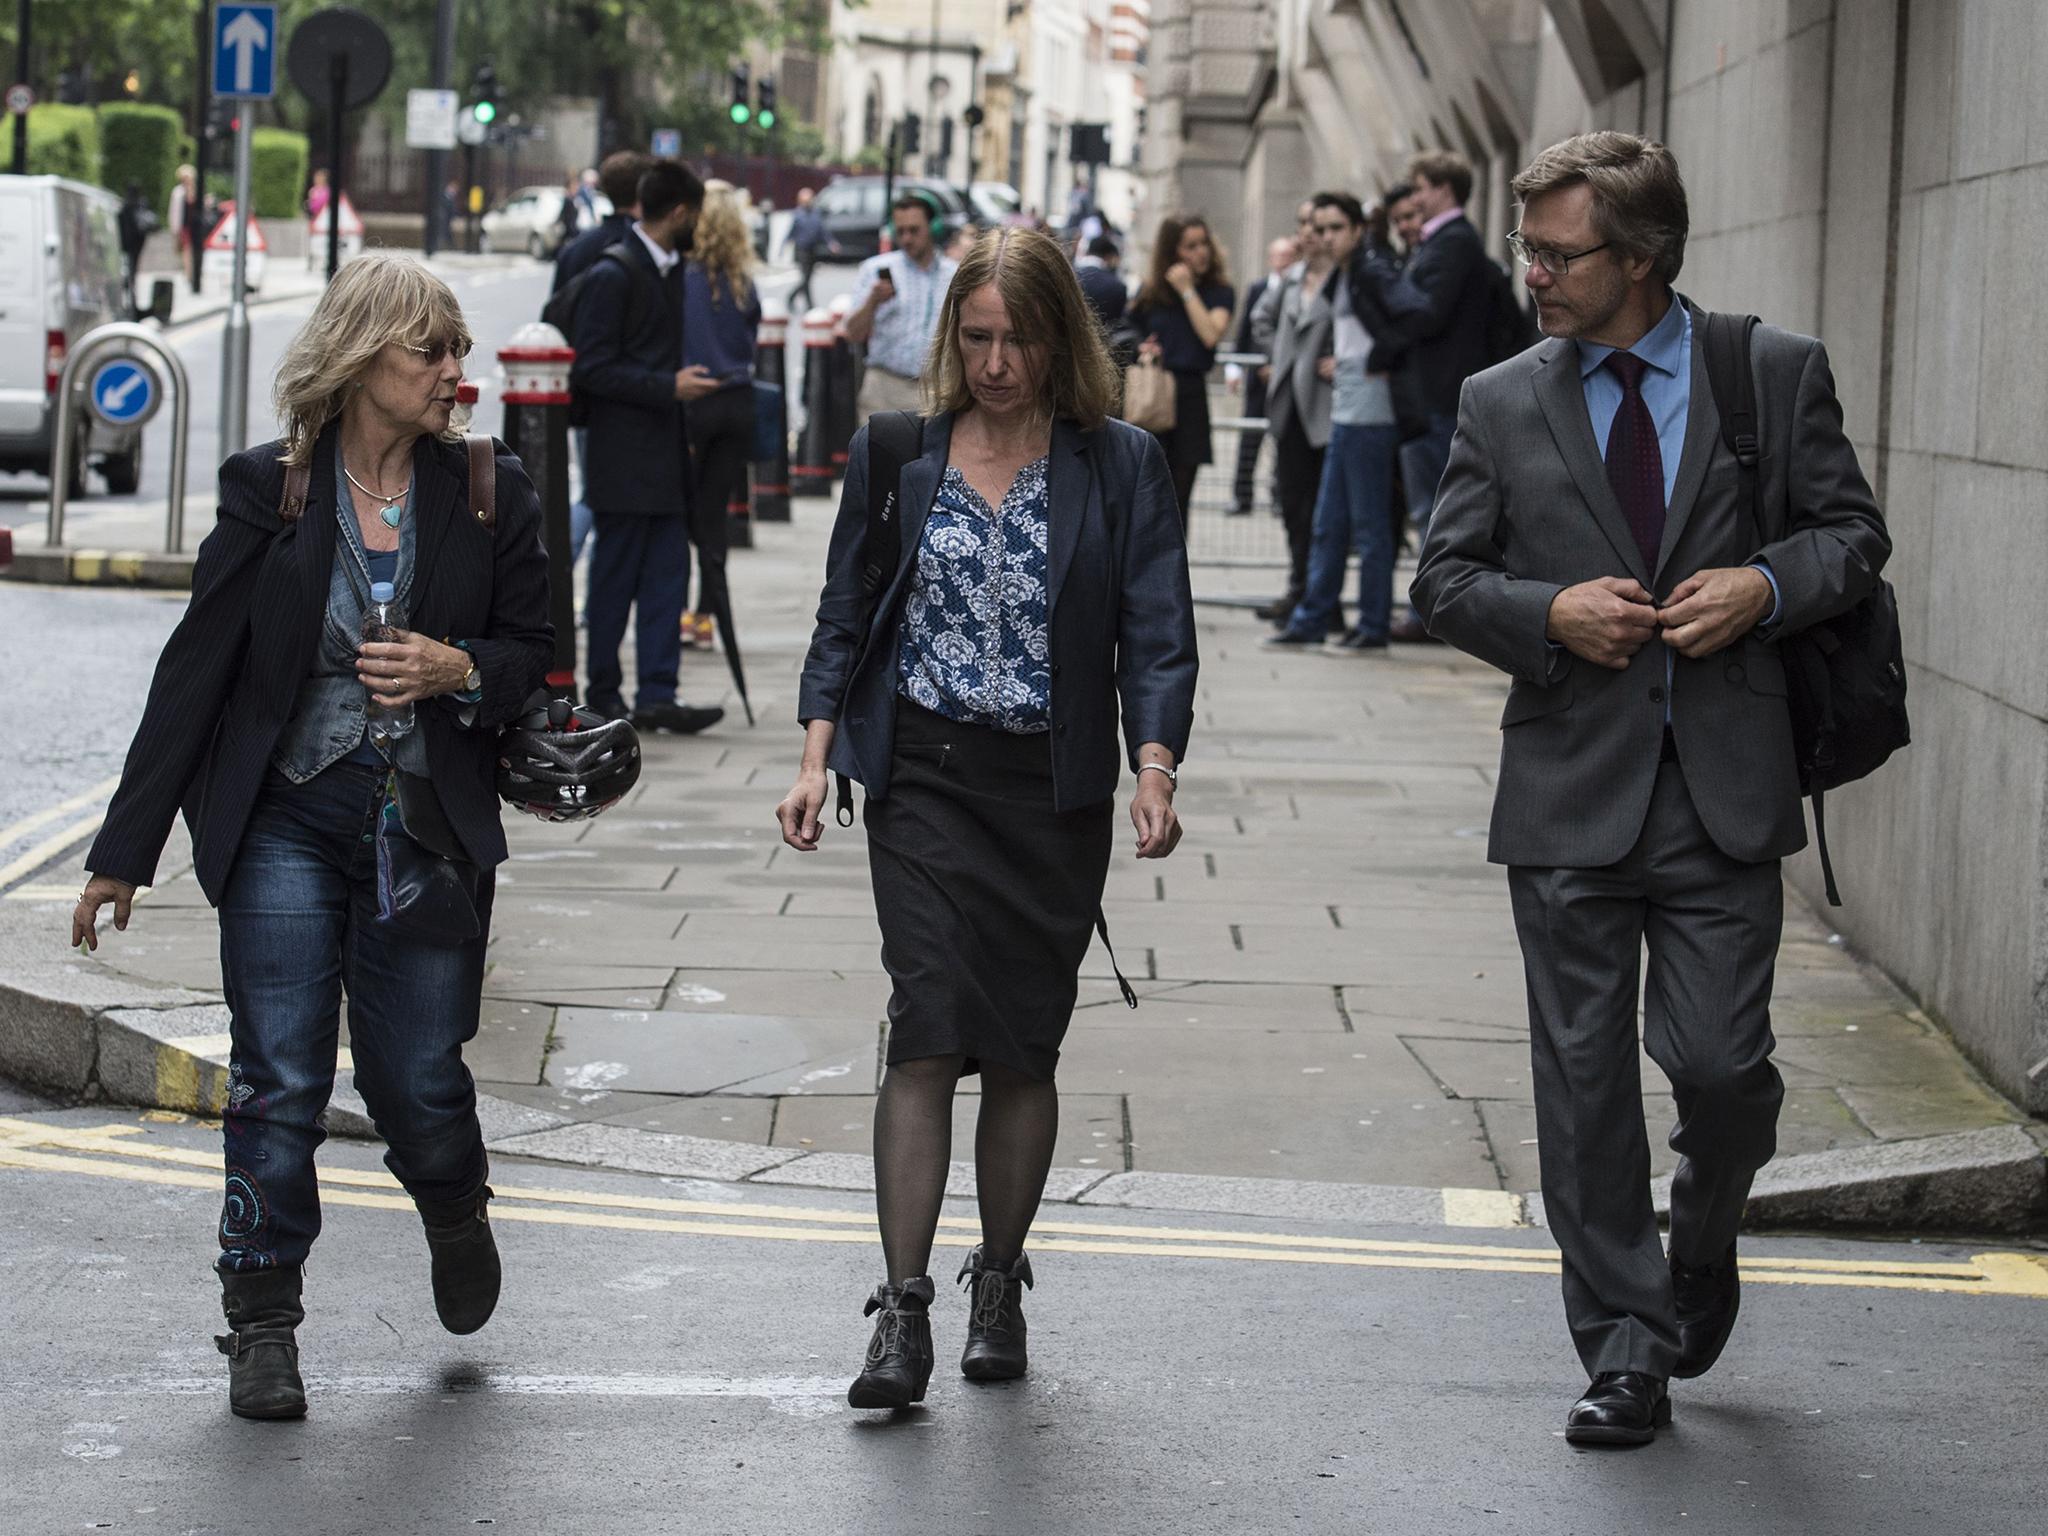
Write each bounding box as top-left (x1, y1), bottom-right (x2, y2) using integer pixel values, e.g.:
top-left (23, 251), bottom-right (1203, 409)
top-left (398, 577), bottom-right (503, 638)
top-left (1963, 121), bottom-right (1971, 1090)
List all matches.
top-left (223, 10), bottom-right (270, 94)
top-left (100, 372), bottom-right (144, 412)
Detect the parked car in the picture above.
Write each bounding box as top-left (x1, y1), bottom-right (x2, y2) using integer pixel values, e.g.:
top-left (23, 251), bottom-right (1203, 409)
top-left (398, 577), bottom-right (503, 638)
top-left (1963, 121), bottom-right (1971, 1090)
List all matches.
top-left (480, 186), bottom-right (612, 259)
top-left (968, 181), bottom-right (1023, 226)
top-left (0, 175), bottom-right (147, 497)
top-left (811, 176), bottom-right (975, 262)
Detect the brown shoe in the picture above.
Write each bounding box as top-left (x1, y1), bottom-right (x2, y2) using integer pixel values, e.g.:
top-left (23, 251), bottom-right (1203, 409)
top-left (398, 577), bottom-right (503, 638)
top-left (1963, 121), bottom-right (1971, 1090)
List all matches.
top-left (1389, 615), bottom-right (1438, 644)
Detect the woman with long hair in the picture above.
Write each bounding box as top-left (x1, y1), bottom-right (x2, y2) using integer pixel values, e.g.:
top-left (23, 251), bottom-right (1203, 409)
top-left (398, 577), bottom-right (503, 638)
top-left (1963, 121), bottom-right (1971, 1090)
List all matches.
top-left (1128, 214), bottom-right (1236, 523)
top-left (679, 181), bottom-right (764, 651)
top-left (778, 228), bottom-right (1198, 1409)
top-left (71, 254), bottom-right (553, 1420)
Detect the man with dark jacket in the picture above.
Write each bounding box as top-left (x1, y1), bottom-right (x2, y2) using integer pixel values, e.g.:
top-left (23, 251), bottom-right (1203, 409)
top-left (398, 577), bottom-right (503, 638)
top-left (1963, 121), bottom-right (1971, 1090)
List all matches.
top-left (553, 151), bottom-right (651, 294)
top-left (1074, 235), bottom-right (1128, 330)
top-left (568, 160), bottom-right (723, 733)
top-left (1351, 151), bottom-right (1495, 639)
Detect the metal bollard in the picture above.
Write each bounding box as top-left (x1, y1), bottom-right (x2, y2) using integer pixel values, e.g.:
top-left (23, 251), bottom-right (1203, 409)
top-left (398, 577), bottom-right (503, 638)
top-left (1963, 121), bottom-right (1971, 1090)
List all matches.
top-left (791, 308), bottom-right (836, 498)
top-left (726, 475), bottom-right (753, 551)
top-left (46, 321), bottom-right (191, 553)
top-left (497, 323), bottom-right (578, 700)
top-left (751, 306), bottom-right (791, 523)
top-left (826, 294), bottom-right (857, 478)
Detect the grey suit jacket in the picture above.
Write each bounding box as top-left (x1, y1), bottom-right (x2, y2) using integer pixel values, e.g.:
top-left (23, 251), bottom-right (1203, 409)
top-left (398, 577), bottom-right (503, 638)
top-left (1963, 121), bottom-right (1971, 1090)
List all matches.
top-left (1410, 299), bottom-right (1890, 869)
top-left (1252, 264), bottom-right (1335, 447)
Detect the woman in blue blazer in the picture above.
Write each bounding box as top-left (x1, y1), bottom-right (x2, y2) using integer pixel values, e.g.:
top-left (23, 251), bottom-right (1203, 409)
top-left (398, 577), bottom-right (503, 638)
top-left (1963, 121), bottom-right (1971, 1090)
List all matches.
top-left (778, 228), bottom-right (1198, 1410)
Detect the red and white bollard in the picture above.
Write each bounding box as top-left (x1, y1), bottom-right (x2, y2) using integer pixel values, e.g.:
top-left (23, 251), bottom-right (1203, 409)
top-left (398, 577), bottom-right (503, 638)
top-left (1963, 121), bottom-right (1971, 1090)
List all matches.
top-left (497, 322), bottom-right (577, 696)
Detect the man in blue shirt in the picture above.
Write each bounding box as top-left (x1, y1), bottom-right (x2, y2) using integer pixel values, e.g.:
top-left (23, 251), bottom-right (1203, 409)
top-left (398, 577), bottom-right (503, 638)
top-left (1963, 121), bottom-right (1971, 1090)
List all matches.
top-left (785, 186), bottom-right (836, 312)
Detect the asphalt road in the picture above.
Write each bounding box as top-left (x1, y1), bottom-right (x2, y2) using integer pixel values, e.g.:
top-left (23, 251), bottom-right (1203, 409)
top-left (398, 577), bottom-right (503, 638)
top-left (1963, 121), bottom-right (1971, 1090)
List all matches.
top-left (1, 1104), bottom-right (2043, 1535)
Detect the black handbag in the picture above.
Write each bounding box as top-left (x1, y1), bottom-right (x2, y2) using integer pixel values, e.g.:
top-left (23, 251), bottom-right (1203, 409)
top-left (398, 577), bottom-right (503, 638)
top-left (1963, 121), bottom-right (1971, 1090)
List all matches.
top-left (373, 769), bottom-right (482, 944)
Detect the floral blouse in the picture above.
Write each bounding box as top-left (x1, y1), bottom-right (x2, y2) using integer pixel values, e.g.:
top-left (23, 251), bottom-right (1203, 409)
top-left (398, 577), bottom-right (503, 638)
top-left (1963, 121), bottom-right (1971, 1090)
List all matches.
top-left (896, 456), bottom-right (1053, 734)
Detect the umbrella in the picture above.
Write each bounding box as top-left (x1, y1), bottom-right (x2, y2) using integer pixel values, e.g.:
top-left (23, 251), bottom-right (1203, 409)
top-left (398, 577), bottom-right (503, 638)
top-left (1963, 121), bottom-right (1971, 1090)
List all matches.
top-left (692, 538), bottom-right (755, 727)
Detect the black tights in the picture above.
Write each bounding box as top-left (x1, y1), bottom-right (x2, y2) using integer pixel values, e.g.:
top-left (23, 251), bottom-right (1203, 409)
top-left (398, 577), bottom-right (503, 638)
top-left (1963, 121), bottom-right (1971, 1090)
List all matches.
top-left (873, 1054), bottom-right (1059, 1284)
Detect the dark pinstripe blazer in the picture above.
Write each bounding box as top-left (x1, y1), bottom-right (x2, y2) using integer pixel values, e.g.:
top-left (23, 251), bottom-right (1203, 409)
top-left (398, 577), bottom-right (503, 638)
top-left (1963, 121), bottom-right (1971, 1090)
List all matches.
top-left (86, 424), bottom-right (554, 902)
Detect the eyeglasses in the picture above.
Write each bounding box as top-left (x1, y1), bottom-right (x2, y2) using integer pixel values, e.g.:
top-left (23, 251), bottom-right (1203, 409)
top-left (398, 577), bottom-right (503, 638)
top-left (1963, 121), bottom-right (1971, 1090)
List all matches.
top-left (1506, 231), bottom-right (1612, 276)
top-left (406, 337), bottom-right (472, 365)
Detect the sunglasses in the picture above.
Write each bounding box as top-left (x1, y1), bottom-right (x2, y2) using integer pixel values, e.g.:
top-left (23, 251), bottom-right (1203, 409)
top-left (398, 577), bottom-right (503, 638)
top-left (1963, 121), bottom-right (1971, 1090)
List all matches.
top-left (406, 337), bottom-right (472, 365)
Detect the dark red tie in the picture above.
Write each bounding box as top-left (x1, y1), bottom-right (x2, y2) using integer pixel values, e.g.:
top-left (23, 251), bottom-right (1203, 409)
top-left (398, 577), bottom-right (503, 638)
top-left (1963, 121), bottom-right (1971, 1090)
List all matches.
top-left (1602, 351), bottom-right (1664, 575)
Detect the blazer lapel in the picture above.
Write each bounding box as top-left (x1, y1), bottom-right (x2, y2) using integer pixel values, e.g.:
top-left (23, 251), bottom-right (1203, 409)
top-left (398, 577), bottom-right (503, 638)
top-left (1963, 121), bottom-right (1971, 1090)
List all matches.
top-left (889, 412), bottom-right (953, 596)
top-left (1044, 419), bottom-right (1091, 618)
top-left (1531, 340), bottom-right (1649, 585)
top-left (1653, 306), bottom-right (1722, 581)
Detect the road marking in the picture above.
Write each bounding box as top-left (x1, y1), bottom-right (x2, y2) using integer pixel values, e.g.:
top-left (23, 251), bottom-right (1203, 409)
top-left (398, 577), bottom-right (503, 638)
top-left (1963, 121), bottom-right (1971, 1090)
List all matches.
top-left (51, 1371), bottom-right (848, 1403)
top-left (0, 775), bottom-right (121, 854)
top-left (0, 812), bottom-right (107, 891)
top-left (2, 1119), bottom-right (2044, 1299)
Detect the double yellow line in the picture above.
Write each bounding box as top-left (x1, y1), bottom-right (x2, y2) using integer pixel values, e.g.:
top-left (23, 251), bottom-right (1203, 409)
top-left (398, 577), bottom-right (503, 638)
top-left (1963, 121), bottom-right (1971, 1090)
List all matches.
top-left (0, 774), bottom-right (121, 897)
top-left (3, 1117), bottom-right (2045, 1301)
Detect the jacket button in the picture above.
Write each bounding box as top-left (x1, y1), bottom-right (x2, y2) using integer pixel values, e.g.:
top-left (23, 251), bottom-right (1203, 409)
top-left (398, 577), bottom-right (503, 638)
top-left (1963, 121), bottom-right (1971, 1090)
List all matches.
top-left (1056, 724), bottom-right (1068, 737)
top-left (1051, 663), bottom-right (1062, 677)
top-left (1725, 662), bottom-right (1745, 683)
top-left (1649, 686), bottom-right (1665, 704)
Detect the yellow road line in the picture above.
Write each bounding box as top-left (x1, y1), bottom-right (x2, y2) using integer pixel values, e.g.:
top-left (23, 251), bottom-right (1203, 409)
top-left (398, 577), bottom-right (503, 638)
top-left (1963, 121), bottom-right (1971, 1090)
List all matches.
top-left (1, 1122), bottom-right (2043, 1299)
top-left (0, 811), bottom-right (108, 891)
top-left (0, 775), bottom-right (121, 851)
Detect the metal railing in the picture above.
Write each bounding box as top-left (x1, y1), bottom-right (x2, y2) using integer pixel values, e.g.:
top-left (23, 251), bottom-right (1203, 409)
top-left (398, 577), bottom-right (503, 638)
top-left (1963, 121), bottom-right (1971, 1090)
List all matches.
top-left (46, 323), bottom-right (193, 554)
top-left (1182, 350), bottom-right (1291, 569)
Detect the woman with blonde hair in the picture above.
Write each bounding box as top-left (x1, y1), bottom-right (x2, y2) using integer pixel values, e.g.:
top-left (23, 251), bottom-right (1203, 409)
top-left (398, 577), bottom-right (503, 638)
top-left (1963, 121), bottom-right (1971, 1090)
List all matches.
top-left (778, 227), bottom-right (1197, 1409)
top-left (72, 252), bottom-right (552, 1420)
top-left (679, 180), bottom-right (764, 649)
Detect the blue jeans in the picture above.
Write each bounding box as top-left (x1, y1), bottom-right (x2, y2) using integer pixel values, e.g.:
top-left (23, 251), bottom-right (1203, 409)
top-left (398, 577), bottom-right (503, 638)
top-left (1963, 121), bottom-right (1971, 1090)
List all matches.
top-left (569, 428), bottom-right (593, 566)
top-left (1286, 421), bottom-right (1400, 642)
top-left (1399, 412), bottom-right (1457, 619)
top-left (216, 761), bottom-right (494, 1272)
top-left (586, 511), bottom-right (690, 714)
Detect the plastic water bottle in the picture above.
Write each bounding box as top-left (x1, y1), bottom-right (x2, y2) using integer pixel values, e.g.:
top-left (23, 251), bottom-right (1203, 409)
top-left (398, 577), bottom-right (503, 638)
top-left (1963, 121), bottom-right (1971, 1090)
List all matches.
top-left (361, 581), bottom-right (415, 748)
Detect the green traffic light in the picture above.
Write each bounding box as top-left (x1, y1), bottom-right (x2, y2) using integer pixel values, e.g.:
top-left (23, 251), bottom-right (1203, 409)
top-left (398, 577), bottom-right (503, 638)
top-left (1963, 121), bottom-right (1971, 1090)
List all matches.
top-left (729, 103), bottom-right (750, 125)
top-left (758, 109), bottom-right (775, 129)
top-left (473, 101), bottom-right (496, 124)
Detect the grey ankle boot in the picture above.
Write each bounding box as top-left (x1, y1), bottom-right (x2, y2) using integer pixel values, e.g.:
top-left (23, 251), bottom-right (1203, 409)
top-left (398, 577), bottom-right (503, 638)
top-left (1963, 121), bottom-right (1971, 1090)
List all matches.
top-left (413, 1184), bottom-right (501, 1335)
top-left (216, 1265), bottom-right (307, 1420)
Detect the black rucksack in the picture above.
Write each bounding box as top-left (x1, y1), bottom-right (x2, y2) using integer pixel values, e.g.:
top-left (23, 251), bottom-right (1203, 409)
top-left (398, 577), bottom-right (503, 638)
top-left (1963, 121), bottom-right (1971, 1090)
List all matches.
top-left (540, 245), bottom-right (653, 426)
top-left (1482, 258), bottom-right (1538, 365)
top-left (1699, 311), bottom-right (1910, 905)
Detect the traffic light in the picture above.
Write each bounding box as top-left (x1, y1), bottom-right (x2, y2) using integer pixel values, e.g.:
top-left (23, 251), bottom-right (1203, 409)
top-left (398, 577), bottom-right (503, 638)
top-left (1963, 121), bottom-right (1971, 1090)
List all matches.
top-left (901, 112), bottom-right (922, 156)
top-left (729, 64), bottom-right (751, 126)
top-left (756, 75), bottom-right (777, 130)
top-left (471, 63), bottom-right (497, 125)
top-left (963, 103), bottom-right (985, 130)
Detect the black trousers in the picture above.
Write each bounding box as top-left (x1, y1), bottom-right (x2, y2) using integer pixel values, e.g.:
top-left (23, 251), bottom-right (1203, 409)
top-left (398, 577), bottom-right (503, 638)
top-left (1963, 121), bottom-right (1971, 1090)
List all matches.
top-left (1272, 416), bottom-right (1325, 603)
top-left (1507, 760), bottom-right (1785, 1380)
top-left (1229, 372), bottom-right (1268, 512)
top-left (686, 386), bottom-right (753, 611)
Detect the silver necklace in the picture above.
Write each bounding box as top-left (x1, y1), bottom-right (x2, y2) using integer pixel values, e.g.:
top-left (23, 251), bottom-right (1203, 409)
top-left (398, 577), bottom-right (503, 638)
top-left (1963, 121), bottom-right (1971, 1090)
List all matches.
top-left (343, 463), bottom-right (408, 528)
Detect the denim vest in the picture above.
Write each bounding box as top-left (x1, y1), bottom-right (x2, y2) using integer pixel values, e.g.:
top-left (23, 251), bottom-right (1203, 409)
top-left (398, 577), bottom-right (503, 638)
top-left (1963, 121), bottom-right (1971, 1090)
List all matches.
top-left (270, 458), bottom-right (430, 781)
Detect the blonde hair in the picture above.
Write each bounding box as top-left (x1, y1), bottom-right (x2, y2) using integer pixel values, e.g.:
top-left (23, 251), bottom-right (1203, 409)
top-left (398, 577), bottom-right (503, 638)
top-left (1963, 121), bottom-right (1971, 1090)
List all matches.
top-left (1511, 132), bottom-right (1689, 284)
top-left (272, 253), bottom-right (473, 465)
top-left (923, 228), bottom-right (1119, 429)
top-left (691, 183), bottom-right (755, 307)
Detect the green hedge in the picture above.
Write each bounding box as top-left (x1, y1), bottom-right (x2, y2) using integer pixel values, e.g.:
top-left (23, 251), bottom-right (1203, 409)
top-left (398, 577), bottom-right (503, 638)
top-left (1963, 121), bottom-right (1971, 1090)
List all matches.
top-left (26, 104), bottom-right (99, 183)
top-left (250, 128), bottom-right (309, 220)
top-left (98, 103), bottom-right (183, 219)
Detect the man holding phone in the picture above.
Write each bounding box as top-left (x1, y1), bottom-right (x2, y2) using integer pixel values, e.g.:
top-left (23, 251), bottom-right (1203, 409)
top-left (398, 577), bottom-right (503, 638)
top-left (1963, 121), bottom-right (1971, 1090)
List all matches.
top-left (844, 191), bottom-right (958, 417)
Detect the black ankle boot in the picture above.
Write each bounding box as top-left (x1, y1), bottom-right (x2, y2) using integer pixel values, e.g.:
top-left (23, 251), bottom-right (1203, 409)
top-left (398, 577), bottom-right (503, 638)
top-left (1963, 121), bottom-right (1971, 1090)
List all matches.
top-left (847, 1277), bottom-right (935, 1409)
top-left (414, 1184), bottom-right (501, 1335)
top-left (216, 1265), bottom-right (307, 1420)
top-left (958, 1246), bottom-right (1032, 1382)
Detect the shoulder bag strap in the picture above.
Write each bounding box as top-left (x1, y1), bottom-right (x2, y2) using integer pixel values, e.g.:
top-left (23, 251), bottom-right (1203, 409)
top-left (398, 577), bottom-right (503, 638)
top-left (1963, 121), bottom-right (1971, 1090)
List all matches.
top-left (278, 457), bottom-right (312, 524)
top-left (466, 434), bottom-right (497, 532)
top-left (834, 409), bottom-right (924, 827)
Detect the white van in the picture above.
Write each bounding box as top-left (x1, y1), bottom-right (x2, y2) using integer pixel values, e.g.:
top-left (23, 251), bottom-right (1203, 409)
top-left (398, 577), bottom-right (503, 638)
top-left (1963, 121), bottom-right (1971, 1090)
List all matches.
top-left (0, 175), bottom-right (147, 496)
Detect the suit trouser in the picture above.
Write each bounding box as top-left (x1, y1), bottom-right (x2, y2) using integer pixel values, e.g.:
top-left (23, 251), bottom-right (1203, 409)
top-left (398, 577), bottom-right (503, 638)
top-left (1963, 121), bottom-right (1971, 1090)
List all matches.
top-left (586, 511), bottom-right (690, 713)
top-left (1506, 758), bottom-right (1785, 1379)
top-left (1272, 417), bottom-right (1326, 604)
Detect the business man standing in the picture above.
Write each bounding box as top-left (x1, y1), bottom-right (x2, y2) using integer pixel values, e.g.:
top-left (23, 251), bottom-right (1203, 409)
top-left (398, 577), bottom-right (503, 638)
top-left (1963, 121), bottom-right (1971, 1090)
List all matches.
top-left (1412, 133), bottom-right (1888, 1447)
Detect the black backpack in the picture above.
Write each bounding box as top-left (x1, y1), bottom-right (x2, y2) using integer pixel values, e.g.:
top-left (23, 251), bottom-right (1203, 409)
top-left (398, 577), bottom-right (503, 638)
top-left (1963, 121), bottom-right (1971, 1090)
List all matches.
top-left (1699, 311), bottom-right (1910, 905)
top-left (540, 245), bottom-right (656, 426)
top-left (1482, 258), bottom-right (1538, 365)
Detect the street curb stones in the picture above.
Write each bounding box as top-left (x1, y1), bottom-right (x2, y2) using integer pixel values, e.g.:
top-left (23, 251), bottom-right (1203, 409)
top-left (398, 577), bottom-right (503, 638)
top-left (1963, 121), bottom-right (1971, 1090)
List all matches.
top-left (1, 547), bottom-right (198, 589)
top-left (6, 964), bottom-right (2042, 1235)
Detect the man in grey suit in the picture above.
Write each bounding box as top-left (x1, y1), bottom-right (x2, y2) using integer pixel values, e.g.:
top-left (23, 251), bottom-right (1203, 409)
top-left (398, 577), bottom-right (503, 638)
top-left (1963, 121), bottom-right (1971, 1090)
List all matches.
top-left (1250, 221), bottom-right (1337, 621)
top-left (1411, 132), bottom-right (1889, 1447)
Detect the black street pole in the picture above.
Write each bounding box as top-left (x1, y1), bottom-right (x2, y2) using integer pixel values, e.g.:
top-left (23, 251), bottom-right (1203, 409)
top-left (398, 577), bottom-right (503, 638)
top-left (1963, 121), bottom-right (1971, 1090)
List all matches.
top-left (10, 0), bottom-right (29, 175)
top-left (191, 2), bottom-right (214, 294)
top-left (326, 56), bottom-right (347, 281)
top-left (424, 0), bottom-right (457, 255)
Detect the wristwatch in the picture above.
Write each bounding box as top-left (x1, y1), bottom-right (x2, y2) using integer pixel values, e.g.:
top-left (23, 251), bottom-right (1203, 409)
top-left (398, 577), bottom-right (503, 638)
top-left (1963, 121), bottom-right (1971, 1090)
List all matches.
top-left (1138, 762), bottom-right (1178, 787)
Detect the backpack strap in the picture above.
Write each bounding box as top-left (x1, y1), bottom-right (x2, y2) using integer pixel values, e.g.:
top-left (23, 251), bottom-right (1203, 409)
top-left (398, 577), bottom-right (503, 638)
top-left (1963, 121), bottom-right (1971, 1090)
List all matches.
top-left (466, 434), bottom-right (497, 532)
top-left (277, 457), bottom-right (312, 524)
top-left (834, 409), bottom-right (925, 828)
top-left (1700, 310), bottom-right (1765, 546)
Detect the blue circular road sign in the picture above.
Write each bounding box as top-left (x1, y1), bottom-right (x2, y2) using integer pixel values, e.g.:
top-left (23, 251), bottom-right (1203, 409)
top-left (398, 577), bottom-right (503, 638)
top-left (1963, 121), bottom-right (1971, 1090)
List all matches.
top-left (88, 358), bottom-right (162, 428)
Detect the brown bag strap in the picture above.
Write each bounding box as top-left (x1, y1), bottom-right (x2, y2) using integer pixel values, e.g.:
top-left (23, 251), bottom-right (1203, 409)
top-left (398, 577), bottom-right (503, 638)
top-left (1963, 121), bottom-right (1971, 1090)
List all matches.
top-left (278, 458), bottom-right (312, 523)
top-left (466, 433), bottom-right (497, 532)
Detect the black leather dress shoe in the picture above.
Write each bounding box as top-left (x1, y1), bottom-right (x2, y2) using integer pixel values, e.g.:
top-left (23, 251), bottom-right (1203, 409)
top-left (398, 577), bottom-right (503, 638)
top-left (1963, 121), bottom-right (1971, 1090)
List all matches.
top-left (1253, 595), bottom-right (1300, 622)
top-left (1565, 1372), bottom-right (1670, 1446)
top-left (1671, 1241), bottom-right (1741, 1379)
top-left (847, 1277), bottom-right (935, 1409)
top-left (632, 702), bottom-right (724, 735)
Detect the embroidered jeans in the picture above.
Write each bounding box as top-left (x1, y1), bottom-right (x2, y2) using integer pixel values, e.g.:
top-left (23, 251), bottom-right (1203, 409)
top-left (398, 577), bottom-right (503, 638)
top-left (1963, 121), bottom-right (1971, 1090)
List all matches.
top-left (215, 761), bottom-right (492, 1272)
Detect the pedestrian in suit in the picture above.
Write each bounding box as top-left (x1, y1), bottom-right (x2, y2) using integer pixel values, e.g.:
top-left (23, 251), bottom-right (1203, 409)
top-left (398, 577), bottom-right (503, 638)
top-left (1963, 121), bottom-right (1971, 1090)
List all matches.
top-left (1248, 216), bottom-right (1337, 622)
top-left (778, 228), bottom-right (1196, 1410)
top-left (569, 160), bottom-right (724, 734)
top-left (71, 254), bottom-right (553, 1421)
top-left (1225, 239), bottom-right (1296, 516)
top-left (1411, 132), bottom-right (1889, 1446)
top-left (1074, 235), bottom-right (1129, 332)
top-left (1352, 152), bottom-right (1496, 641)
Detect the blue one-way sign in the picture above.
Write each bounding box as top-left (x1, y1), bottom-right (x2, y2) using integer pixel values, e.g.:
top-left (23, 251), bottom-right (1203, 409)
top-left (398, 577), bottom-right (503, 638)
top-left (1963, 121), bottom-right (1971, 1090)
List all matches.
top-left (214, 5), bottom-right (277, 100)
top-left (88, 359), bottom-right (161, 428)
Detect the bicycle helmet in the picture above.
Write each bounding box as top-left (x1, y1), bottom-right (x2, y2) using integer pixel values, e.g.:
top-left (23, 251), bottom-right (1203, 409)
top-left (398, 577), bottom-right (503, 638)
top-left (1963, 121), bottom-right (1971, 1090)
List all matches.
top-left (497, 696), bottom-right (642, 822)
